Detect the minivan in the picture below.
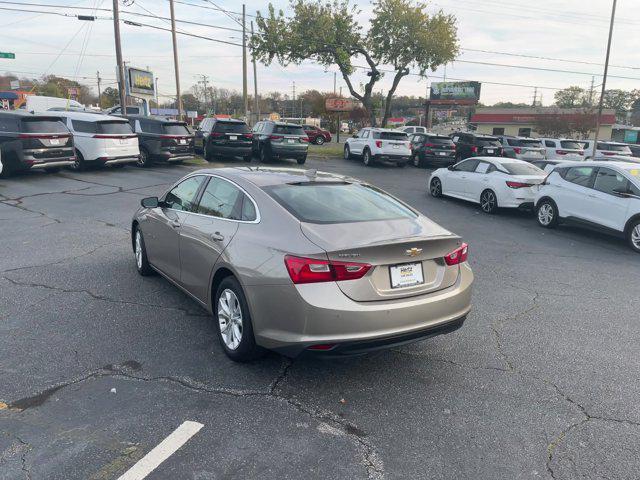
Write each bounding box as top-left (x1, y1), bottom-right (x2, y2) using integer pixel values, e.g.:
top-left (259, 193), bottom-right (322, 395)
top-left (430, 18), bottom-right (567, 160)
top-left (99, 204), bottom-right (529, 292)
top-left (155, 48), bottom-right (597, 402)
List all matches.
top-left (60, 111), bottom-right (139, 170)
top-left (0, 110), bottom-right (75, 176)
top-left (126, 115), bottom-right (194, 167)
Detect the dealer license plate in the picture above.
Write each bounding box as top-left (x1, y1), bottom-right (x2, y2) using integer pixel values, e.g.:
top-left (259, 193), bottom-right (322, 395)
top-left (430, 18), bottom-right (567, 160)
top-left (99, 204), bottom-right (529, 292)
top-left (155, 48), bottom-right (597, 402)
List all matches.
top-left (438, 151), bottom-right (446, 156)
top-left (486, 149), bottom-right (494, 154)
top-left (287, 139), bottom-right (295, 143)
top-left (49, 139), bottom-right (60, 145)
top-left (229, 135), bottom-right (237, 140)
top-left (390, 262), bottom-right (424, 288)
top-left (179, 139), bottom-right (187, 145)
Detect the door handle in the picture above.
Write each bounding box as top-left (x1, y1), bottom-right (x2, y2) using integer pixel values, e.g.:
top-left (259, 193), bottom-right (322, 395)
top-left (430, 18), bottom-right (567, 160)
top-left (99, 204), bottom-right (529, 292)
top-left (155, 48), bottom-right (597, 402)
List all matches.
top-left (210, 231), bottom-right (224, 242)
top-left (169, 220), bottom-right (181, 228)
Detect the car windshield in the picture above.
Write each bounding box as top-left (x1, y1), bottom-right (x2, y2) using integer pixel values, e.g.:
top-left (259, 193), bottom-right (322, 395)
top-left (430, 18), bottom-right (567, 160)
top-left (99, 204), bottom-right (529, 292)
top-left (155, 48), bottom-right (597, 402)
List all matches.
top-left (213, 121), bottom-right (250, 133)
top-left (500, 162), bottom-right (545, 175)
top-left (21, 118), bottom-right (68, 133)
top-left (477, 137), bottom-right (501, 146)
top-left (274, 125), bottom-right (305, 135)
top-left (428, 136), bottom-right (453, 144)
top-left (265, 182), bottom-right (417, 224)
top-left (560, 140), bottom-right (583, 150)
top-left (98, 121), bottom-right (133, 134)
top-left (163, 123), bottom-right (190, 135)
top-left (374, 131), bottom-right (408, 140)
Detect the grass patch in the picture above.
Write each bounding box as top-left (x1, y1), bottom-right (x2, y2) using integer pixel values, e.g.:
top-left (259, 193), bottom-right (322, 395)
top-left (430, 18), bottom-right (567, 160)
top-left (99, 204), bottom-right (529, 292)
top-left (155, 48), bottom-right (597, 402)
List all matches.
top-left (308, 143), bottom-right (344, 158)
top-left (183, 155), bottom-right (208, 167)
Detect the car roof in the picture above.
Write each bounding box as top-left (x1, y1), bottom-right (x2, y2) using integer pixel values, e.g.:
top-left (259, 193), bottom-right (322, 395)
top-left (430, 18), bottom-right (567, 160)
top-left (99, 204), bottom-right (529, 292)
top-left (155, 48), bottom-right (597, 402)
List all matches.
top-left (558, 160), bottom-right (638, 168)
top-left (0, 110), bottom-right (37, 117)
top-left (211, 118), bottom-right (245, 123)
top-left (59, 111), bottom-right (125, 122)
top-left (469, 156), bottom-right (529, 165)
top-left (126, 114), bottom-right (185, 124)
top-left (192, 167), bottom-right (355, 187)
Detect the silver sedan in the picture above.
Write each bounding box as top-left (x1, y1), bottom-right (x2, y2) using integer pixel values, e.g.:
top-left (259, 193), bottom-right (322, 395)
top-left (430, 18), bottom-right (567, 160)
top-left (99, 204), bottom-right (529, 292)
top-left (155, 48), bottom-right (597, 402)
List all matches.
top-left (132, 167), bottom-right (473, 361)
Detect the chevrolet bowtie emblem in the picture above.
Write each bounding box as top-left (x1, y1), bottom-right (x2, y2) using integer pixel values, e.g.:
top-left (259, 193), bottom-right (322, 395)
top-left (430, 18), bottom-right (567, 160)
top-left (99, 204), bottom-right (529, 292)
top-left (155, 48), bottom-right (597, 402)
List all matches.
top-left (405, 247), bottom-right (422, 257)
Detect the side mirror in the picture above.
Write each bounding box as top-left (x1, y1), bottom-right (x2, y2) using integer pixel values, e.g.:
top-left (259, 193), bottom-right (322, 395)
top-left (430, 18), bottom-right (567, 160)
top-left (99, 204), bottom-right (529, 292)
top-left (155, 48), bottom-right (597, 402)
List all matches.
top-left (141, 196), bottom-right (159, 208)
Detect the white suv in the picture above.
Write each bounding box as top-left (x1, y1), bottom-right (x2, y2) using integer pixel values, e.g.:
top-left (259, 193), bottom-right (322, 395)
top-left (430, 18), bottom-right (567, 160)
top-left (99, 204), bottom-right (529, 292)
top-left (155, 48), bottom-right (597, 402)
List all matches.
top-left (60, 111), bottom-right (140, 170)
top-left (535, 161), bottom-right (640, 252)
top-left (539, 138), bottom-right (585, 160)
top-left (344, 128), bottom-right (411, 167)
top-left (583, 140), bottom-right (633, 159)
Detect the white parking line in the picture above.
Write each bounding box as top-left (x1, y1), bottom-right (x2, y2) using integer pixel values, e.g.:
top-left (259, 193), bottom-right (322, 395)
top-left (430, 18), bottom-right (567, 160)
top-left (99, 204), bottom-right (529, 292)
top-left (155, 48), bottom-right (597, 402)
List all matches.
top-left (117, 420), bottom-right (204, 480)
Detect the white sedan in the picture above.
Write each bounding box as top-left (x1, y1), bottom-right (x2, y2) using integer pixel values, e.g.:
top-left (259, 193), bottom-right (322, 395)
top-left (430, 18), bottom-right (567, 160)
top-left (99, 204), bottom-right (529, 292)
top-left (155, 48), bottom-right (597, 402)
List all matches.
top-left (429, 157), bottom-right (547, 213)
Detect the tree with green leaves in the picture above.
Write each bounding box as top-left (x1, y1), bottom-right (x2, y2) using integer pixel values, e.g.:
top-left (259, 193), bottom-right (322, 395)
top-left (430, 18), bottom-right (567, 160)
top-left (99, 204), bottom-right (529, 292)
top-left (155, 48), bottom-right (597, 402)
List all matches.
top-left (554, 86), bottom-right (591, 109)
top-left (251, 0), bottom-right (458, 127)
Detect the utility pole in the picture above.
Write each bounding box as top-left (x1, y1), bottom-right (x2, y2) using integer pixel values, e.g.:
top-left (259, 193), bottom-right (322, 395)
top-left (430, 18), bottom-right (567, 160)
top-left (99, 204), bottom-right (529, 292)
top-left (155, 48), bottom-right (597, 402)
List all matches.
top-left (154, 77), bottom-right (159, 107)
top-left (251, 21), bottom-right (259, 123)
top-left (197, 74), bottom-right (209, 114)
top-left (532, 87), bottom-right (538, 107)
top-left (242, 4), bottom-right (248, 120)
top-left (593, 0), bottom-right (617, 157)
top-left (96, 71), bottom-right (102, 108)
top-left (112, 0), bottom-right (126, 114)
top-left (292, 81), bottom-right (296, 119)
top-left (588, 76), bottom-right (595, 106)
top-left (169, 0), bottom-right (183, 120)
top-left (333, 72), bottom-right (336, 94)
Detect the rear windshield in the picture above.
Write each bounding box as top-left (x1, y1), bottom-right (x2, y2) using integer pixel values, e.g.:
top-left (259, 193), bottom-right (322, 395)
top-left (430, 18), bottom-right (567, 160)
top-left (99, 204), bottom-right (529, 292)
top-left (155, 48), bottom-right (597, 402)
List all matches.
top-left (265, 182), bottom-right (417, 224)
top-left (98, 121), bottom-right (133, 134)
top-left (213, 121), bottom-right (250, 134)
top-left (21, 118), bottom-right (68, 133)
top-left (500, 163), bottom-right (545, 175)
top-left (374, 131), bottom-right (408, 140)
top-left (427, 136), bottom-right (453, 144)
top-left (476, 137), bottom-right (501, 146)
top-left (274, 125), bottom-right (305, 135)
top-left (560, 140), bottom-right (583, 150)
top-left (598, 142), bottom-right (629, 152)
top-left (163, 123), bottom-right (190, 135)
top-left (519, 139), bottom-right (542, 147)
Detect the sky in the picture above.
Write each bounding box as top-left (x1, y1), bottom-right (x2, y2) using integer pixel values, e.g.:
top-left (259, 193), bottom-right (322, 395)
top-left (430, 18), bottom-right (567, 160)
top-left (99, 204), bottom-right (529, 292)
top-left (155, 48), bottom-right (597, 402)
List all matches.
top-left (1, 0), bottom-right (639, 107)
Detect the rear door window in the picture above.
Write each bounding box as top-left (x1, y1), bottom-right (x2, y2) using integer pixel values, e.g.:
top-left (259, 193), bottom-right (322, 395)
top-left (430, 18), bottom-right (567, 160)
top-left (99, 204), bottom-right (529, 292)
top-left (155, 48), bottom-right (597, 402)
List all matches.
top-left (213, 121), bottom-right (250, 134)
top-left (21, 118), bottom-right (68, 133)
top-left (164, 176), bottom-right (205, 212)
top-left (593, 168), bottom-right (629, 195)
top-left (265, 182), bottom-right (416, 224)
top-left (98, 121), bottom-right (133, 134)
top-left (565, 166), bottom-right (595, 187)
top-left (475, 162), bottom-right (492, 174)
top-left (274, 125), bottom-right (305, 135)
top-left (455, 159), bottom-right (479, 172)
top-left (196, 177), bottom-right (245, 220)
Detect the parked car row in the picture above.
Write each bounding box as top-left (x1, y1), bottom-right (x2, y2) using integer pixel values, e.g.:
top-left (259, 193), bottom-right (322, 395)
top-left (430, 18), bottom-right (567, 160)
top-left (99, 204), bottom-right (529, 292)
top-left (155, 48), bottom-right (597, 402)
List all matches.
top-left (0, 110), bottom-right (195, 177)
top-left (428, 156), bottom-right (640, 253)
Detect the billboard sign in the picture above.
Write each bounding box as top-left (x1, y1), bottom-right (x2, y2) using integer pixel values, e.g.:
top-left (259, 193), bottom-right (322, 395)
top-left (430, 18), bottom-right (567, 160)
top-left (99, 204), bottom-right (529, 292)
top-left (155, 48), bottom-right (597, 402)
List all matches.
top-left (127, 67), bottom-right (155, 96)
top-left (325, 97), bottom-right (358, 112)
top-left (430, 81), bottom-right (481, 105)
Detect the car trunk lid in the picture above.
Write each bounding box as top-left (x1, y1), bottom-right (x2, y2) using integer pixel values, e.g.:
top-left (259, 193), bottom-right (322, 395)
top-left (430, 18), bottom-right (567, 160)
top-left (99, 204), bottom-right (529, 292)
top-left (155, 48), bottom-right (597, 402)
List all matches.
top-left (301, 217), bottom-right (462, 301)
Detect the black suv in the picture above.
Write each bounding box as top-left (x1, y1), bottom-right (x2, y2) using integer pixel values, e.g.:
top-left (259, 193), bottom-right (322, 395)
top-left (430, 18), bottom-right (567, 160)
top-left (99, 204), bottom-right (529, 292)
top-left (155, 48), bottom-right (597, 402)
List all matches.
top-left (409, 133), bottom-right (456, 167)
top-left (195, 117), bottom-right (252, 162)
top-left (251, 121), bottom-right (308, 164)
top-left (126, 115), bottom-right (194, 167)
top-left (452, 132), bottom-right (503, 161)
top-left (0, 110), bottom-right (75, 177)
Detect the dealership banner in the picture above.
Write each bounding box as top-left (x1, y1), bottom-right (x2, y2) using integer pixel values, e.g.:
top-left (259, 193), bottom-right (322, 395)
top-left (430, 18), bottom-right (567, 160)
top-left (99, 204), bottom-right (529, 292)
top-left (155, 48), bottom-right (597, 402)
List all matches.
top-left (430, 81), bottom-right (481, 105)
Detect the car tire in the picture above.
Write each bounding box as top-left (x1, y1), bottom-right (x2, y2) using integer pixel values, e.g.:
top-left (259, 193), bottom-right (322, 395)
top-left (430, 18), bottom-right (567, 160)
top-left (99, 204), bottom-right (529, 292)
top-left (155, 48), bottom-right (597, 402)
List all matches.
top-left (136, 148), bottom-right (151, 168)
top-left (259, 145), bottom-right (270, 163)
top-left (412, 154), bottom-right (423, 168)
top-left (536, 198), bottom-right (559, 228)
top-left (343, 145), bottom-right (352, 160)
top-left (133, 227), bottom-right (154, 276)
top-left (204, 142), bottom-right (213, 162)
top-left (69, 150), bottom-right (85, 171)
top-left (215, 276), bottom-right (265, 362)
top-left (627, 219), bottom-right (640, 253)
top-left (243, 154), bottom-right (252, 163)
top-left (315, 136), bottom-right (325, 145)
top-left (430, 177), bottom-right (443, 197)
top-left (480, 189), bottom-right (498, 214)
top-left (363, 148), bottom-right (372, 167)
top-left (297, 156), bottom-right (306, 165)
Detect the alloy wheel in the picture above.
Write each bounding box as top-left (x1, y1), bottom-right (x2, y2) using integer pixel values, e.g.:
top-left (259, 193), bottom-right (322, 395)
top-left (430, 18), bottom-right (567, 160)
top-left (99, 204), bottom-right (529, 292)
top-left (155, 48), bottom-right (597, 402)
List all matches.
top-left (480, 190), bottom-right (496, 213)
top-left (135, 230), bottom-right (143, 270)
top-left (137, 150), bottom-right (147, 167)
top-left (363, 150), bottom-right (371, 166)
top-left (316, 136), bottom-right (325, 145)
top-left (632, 225), bottom-right (640, 249)
top-left (343, 146), bottom-right (350, 160)
top-left (218, 289), bottom-right (243, 350)
top-left (430, 178), bottom-right (442, 197)
top-left (538, 203), bottom-right (554, 226)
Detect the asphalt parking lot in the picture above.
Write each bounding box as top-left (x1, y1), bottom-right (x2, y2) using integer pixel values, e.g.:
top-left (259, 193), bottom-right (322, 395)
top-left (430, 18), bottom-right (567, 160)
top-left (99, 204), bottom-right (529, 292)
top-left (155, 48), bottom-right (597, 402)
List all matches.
top-left (1, 154), bottom-right (639, 480)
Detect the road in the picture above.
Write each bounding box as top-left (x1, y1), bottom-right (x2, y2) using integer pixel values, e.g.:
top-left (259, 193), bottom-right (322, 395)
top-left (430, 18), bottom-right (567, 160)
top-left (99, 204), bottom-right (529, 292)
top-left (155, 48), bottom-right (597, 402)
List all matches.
top-left (1, 154), bottom-right (639, 480)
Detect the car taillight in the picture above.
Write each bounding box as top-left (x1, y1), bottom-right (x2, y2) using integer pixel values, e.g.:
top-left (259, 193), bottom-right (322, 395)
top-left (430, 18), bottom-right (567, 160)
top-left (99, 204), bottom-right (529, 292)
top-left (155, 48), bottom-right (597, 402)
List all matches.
top-left (375, 140), bottom-right (382, 148)
top-left (513, 147), bottom-right (522, 154)
top-left (603, 151), bottom-right (615, 156)
top-left (18, 133), bottom-right (70, 139)
top-left (243, 133), bottom-right (253, 139)
top-left (578, 150), bottom-right (584, 155)
top-left (470, 146), bottom-right (478, 153)
top-left (555, 149), bottom-right (568, 155)
top-left (210, 132), bottom-right (224, 138)
top-left (284, 255), bottom-right (371, 284)
top-left (307, 344), bottom-right (336, 351)
top-left (93, 134), bottom-right (135, 139)
top-left (506, 181), bottom-right (533, 188)
top-left (300, 136), bottom-right (309, 143)
top-left (270, 135), bottom-right (283, 140)
top-left (444, 243), bottom-right (468, 266)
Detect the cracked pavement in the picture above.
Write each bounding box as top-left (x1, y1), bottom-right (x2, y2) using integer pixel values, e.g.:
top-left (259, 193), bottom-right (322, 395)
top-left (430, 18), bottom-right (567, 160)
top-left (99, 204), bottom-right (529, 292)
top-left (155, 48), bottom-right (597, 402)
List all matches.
top-left (1, 158), bottom-right (639, 479)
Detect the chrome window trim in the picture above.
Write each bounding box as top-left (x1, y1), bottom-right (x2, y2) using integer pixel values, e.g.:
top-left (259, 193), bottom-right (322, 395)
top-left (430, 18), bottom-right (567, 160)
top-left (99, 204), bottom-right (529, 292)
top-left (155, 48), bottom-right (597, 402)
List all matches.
top-left (164, 173), bottom-right (261, 224)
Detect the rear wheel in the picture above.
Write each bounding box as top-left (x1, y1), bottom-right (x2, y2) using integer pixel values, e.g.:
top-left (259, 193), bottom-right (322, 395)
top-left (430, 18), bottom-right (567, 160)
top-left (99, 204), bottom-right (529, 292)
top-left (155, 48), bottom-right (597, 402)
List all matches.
top-left (480, 189), bottom-right (498, 214)
top-left (363, 148), bottom-right (372, 166)
top-left (343, 145), bottom-right (352, 160)
top-left (536, 199), bottom-right (559, 228)
top-left (243, 154), bottom-right (252, 163)
top-left (412, 154), bottom-right (423, 168)
top-left (315, 136), bottom-right (325, 145)
top-left (204, 141), bottom-right (213, 162)
top-left (69, 150), bottom-right (85, 171)
top-left (626, 219), bottom-right (640, 253)
top-left (215, 276), bottom-right (264, 362)
top-left (136, 148), bottom-right (151, 168)
top-left (259, 145), bottom-right (270, 163)
top-left (430, 177), bottom-right (442, 197)
top-left (297, 156), bottom-right (306, 165)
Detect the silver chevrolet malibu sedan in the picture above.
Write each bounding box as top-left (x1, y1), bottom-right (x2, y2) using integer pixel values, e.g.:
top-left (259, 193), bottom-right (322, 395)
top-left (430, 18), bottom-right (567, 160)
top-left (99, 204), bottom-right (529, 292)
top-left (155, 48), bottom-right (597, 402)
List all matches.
top-left (131, 167), bottom-right (473, 361)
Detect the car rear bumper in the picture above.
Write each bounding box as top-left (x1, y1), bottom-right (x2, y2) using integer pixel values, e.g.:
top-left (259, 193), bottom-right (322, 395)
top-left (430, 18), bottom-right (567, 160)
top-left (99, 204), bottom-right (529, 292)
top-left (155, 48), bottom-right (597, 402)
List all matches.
top-left (209, 145), bottom-right (252, 157)
top-left (270, 145), bottom-right (308, 159)
top-left (99, 155), bottom-right (140, 165)
top-left (155, 151), bottom-right (194, 162)
top-left (27, 159), bottom-right (76, 169)
top-left (422, 153), bottom-right (456, 163)
top-left (246, 262), bottom-right (473, 357)
top-left (374, 153), bottom-right (411, 164)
